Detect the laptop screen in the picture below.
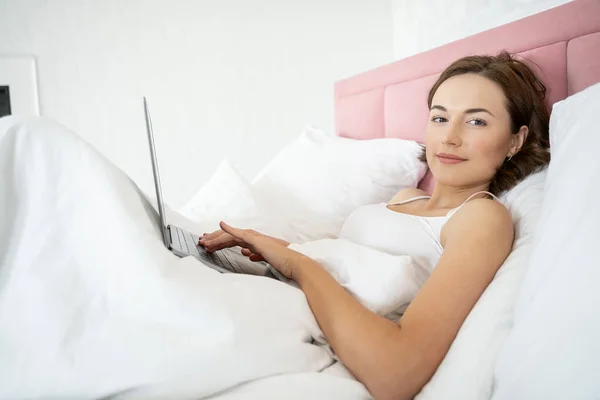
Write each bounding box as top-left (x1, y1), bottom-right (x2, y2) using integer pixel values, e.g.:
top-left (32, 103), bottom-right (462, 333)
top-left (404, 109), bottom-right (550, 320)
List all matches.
top-left (143, 97), bottom-right (170, 247)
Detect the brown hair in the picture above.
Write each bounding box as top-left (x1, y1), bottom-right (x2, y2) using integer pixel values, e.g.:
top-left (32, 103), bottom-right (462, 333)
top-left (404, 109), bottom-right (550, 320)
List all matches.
top-left (420, 51), bottom-right (550, 195)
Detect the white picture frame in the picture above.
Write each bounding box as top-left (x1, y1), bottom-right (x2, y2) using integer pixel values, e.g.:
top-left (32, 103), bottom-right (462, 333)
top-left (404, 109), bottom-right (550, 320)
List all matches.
top-left (0, 56), bottom-right (40, 116)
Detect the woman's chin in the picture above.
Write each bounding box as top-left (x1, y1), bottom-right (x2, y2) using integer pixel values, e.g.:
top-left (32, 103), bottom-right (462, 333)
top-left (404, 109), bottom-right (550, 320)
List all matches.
top-left (430, 167), bottom-right (478, 188)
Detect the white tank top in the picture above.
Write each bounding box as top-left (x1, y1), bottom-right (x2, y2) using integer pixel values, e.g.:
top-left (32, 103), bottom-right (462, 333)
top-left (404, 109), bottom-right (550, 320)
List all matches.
top-left (339, 191), bottom-right (498, 288)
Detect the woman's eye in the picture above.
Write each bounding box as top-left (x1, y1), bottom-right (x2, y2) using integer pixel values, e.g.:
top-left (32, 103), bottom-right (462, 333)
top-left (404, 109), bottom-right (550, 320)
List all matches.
top-left (468, 119), bottom-right (487, 126)
top-left (431, 116), bottom-right (447, 123)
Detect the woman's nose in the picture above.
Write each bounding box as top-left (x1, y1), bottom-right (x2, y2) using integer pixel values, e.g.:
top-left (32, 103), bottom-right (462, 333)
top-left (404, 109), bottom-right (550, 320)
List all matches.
top-left (441, 123), bottom-right (462, 146)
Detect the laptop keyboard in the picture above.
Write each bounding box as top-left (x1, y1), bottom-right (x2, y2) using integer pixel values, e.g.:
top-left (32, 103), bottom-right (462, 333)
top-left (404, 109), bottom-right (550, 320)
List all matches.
top-left (172, 226), bottom-right (239, 273)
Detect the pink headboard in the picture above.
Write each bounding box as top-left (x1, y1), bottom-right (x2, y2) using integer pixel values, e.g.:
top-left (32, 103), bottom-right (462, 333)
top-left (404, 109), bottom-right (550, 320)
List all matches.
top-left (334, 0), bottom-right (600, 193)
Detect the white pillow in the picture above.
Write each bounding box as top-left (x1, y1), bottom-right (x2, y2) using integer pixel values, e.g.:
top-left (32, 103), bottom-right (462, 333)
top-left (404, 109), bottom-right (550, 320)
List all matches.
top-left (416, 169), bottom-right (547, 400)
top-left (177, 158), bottom-right (264, 234)
top-left (176, 159), bottom-right (345, 243)
top-left (251, 126), bottom-right (427, 237)
top-left (492, 83), bottom-right (600, 400)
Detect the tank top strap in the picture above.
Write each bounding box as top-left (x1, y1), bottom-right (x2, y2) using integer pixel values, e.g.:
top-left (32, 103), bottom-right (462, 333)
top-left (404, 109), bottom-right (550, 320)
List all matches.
top-left (461, 190), bottom-right (498, 204)
top-left (389, 195), bottom-right (431, 206)
top-left (447, 190), bottom-right (498, 218)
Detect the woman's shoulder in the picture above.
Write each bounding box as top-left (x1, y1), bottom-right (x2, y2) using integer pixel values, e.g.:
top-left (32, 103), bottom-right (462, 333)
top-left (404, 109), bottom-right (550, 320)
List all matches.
top-left (458, 197), bottom-right (510, 218)
top-left (387, 188), bottom-right (430, 205)
top-left (442, 198), bottom-right (513, 246)
top-left (438, 198), bottom-right (514, 276)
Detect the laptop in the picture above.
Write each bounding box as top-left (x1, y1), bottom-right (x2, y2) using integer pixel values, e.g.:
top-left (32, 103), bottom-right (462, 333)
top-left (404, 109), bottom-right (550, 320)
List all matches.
top-left (143, 96), bottom-right (276, 277)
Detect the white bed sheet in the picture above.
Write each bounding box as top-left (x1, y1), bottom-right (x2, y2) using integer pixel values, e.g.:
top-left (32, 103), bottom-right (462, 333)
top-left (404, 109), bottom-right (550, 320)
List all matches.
top-left (0, 116), bottom-right (370, 399)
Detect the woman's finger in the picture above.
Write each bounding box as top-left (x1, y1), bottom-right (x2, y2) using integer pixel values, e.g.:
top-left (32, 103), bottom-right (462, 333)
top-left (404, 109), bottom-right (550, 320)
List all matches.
top-left (248, 254), bottom-right (265, 262)
top-left (241, 248), bottom-right (264, 262)
top-left (241, 248), bottom-right (264, 261)
top-left (212, 236), bottom-right (239, 251)
top-left (199, 230), bottom-right (223, 245)
top-left (205, 230), bottom-right (224, 240)
top-left (220, 221), bottom-right (251, 242)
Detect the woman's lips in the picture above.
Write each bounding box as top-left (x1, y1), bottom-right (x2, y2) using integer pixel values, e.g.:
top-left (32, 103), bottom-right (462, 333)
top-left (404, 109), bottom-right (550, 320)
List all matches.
top-left (436, 153), bottom-right (467, 164)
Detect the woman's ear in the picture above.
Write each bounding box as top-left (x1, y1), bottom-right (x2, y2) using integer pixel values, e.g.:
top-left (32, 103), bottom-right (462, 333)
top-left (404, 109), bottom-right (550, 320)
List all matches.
top-left (510, 125), bottom-right (529, 157)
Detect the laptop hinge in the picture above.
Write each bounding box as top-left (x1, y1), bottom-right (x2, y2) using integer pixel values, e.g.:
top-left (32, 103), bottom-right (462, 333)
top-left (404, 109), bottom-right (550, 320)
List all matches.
top-left (166, 225), bottom-right (174, 250)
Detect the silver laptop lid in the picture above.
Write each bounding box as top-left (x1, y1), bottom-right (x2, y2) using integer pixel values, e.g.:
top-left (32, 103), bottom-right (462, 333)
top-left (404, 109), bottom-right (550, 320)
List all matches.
top-left (143, 97), bottom-right (170, 247)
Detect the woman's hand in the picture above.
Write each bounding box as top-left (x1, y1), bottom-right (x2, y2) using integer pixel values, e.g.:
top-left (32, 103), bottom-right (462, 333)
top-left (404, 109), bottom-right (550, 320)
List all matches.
top-left (214, 221), bottom-right (298, 279)
top-left (199, 227), bottom-right (290, 259)
top-left (198, 229), bottom-right (242, 253)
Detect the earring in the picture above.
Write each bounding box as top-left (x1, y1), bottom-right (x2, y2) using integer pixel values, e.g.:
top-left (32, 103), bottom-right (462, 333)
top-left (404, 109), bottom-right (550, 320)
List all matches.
top-left (506, 153), bottom-right (513, 162)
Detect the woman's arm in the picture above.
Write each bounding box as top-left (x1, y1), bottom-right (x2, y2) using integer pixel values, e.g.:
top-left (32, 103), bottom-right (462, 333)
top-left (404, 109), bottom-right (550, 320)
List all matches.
top-left (292, 199), bottom-right (514, 400)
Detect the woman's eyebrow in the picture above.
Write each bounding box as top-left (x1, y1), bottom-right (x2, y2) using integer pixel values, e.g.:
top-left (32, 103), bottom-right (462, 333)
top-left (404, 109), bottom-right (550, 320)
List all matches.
top-left (430, 105), bottom-right (495, 117)
top-left (430, 105), bottom-right (447, 112)
top-left (465, 108), bottom-right (495, 117)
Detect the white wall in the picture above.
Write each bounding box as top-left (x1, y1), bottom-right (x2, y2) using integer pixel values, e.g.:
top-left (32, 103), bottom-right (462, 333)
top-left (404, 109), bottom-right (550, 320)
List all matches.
top-left (392, 0), bottom-right (574, 60)
top-left (0, 0), bottom-right (393, 208)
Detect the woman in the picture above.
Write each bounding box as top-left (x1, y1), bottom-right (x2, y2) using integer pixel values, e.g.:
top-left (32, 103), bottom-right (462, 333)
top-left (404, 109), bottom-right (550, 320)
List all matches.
top-left (199, 51), bottom-right (550, 400)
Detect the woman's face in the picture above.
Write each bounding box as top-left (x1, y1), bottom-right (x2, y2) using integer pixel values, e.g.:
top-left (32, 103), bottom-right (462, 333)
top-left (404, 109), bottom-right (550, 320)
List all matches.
top-left (425, 73), bottom-right (525, 189)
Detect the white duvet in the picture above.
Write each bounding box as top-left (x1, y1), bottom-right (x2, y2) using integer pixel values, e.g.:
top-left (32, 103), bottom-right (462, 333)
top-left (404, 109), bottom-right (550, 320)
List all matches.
top-left (0, 117), bottom-right (373, 399)
top-left (288, 239), bottom-right (418, 318)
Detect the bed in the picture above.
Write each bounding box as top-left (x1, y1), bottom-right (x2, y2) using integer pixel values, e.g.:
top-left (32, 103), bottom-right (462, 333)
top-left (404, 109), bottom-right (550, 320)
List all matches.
top-left (0, 1), bottom-right (599, 399)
